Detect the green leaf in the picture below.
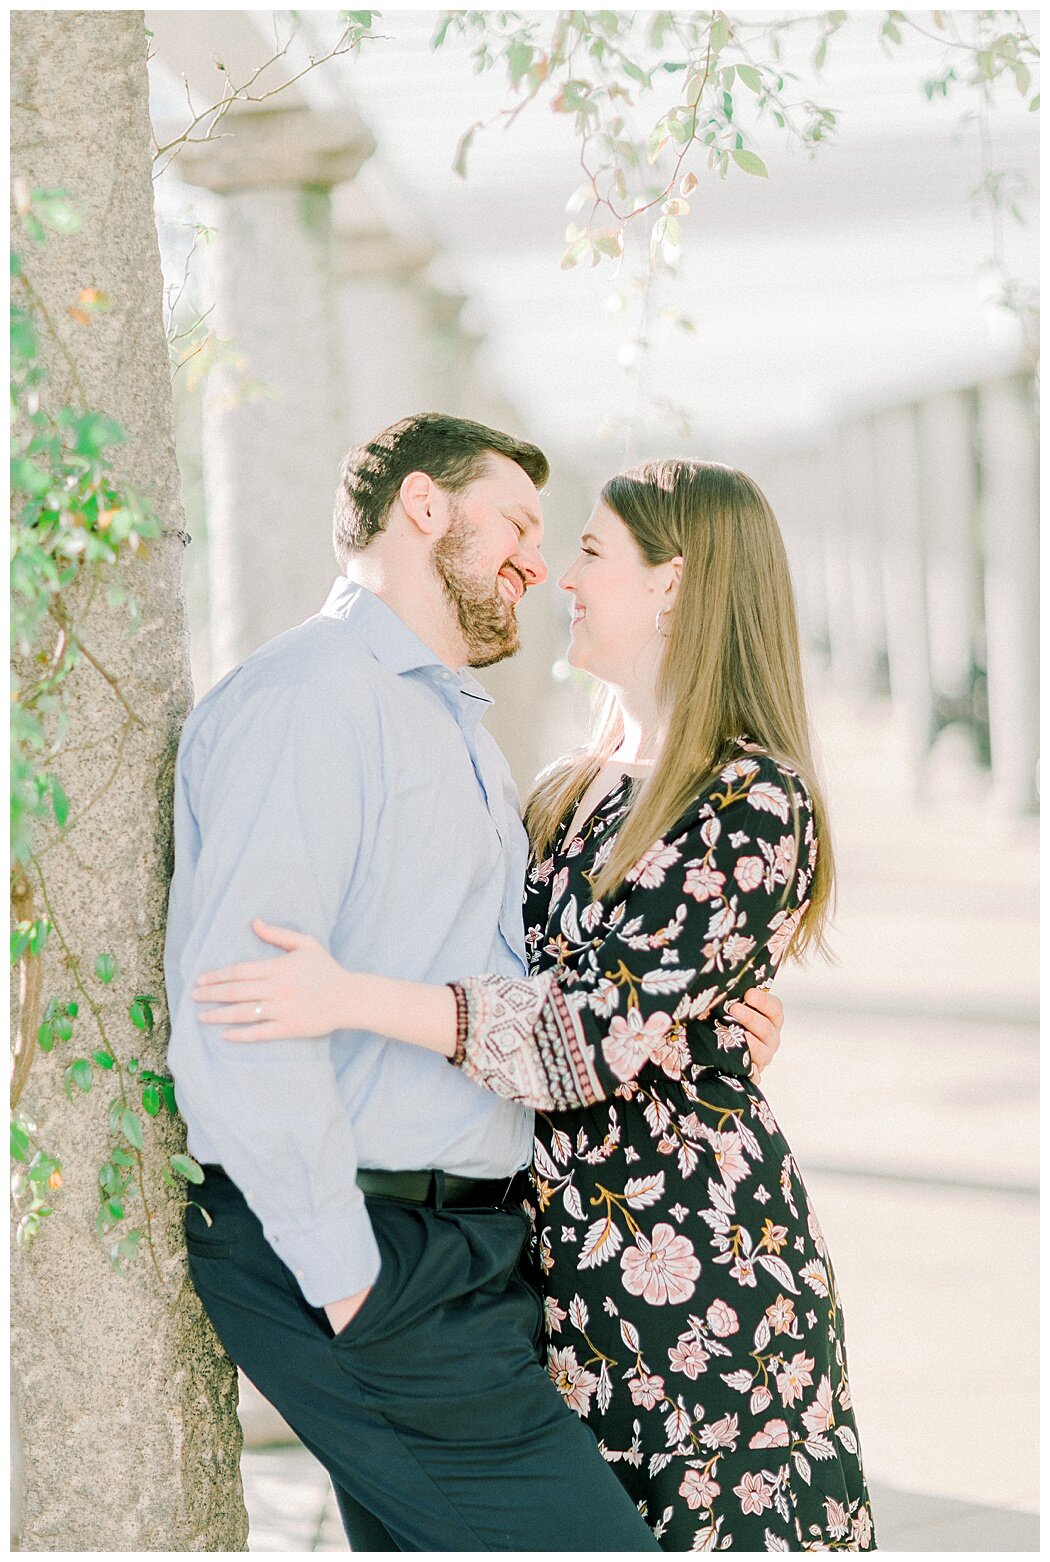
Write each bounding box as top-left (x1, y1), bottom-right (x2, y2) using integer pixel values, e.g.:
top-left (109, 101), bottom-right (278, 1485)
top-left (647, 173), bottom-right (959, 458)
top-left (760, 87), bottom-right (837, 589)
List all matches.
top-left (170, 1154), bottom-right (206, 1185)
top-left (11, 926), bottom-right (32, 964)
top-left (736, 64), bottom-right (762, 92)
top-left (33, 190), bottom-right (81, 235)
top-left (29, 920), bottom-right (51, 956)
top-left (99, 1163), bottom-right (121, 1194)
top-left (452, 125), bottom-right (475, 179)
top-left (37, 1022), bottom-right (54, 1054)
top-left (142, 1084), bottom-right (161, 1118)
top-left (53, 1014), bottom-right (73, 1042)
top-left (881, 19), bottom-right (902, 44)
top-left (11, 1122), bottom-right (31, 1163)
top-left (709, 16), bottom-right (729, 54)
top-left (95, 953), bottom-right (116, 985)
top-left (120, 1108), bottom-right (143, 1150)
top-left (506, 40), bottom-right (532, 83)
top-left (92, 1048), bottom-right (116, 1070)
top-left (10, 458), bottom-right (51, 497)
top-left (49, 776), bottom-right (70, 828)
top-left (622, 59), bottom-right (650, 86)
top-left (71, 412), bottom-right (126, 458)
top-left (344, 10), bottom-right (373, 23)
top-left (129, 999), bottom-right (149, 1031)
top-left (731, 148), bottom-right (768, 178)
top-left (1029, 93), bottom-right (1039, 112)
top-left (64, 1058), bottom-right (92, 1093)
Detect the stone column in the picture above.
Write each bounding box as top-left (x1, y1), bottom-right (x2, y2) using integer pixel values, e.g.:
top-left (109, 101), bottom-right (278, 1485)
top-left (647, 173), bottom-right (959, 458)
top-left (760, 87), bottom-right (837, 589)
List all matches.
top-left (176, 107), bottom-right (374, 683)
top-left (837, 418), bottom-right (889, 699)
top-left (977, 374), bottom-right (1039, 813)
top-left (871, 405), bottom-right (935, 774)
top-left (917, 388), bottom-right (986, 756)
top-left (334, 214), bottom-right (438, 439)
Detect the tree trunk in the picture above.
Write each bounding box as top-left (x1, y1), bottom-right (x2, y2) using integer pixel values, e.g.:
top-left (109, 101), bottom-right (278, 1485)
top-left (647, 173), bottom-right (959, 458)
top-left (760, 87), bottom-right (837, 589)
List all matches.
top-left (11, 11), bottom-right (248, 1550)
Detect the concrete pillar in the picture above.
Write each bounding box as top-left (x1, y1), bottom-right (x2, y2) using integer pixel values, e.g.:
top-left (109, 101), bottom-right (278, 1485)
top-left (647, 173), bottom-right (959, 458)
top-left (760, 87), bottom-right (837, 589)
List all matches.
top-left (760, 453), bottom-right (830, 665)
top-left (838, 418), bottom-right (890, 698)
top-left (176, 107), bottom-right (374, 682)
top-left (334, 216), bottom-right (438, 439)
top-left (916, 389), bottom-right (987, 757)
top-left (871, 405), bottom-right (935, 773)
top-left (977, 375), bottom-right (1039, 813)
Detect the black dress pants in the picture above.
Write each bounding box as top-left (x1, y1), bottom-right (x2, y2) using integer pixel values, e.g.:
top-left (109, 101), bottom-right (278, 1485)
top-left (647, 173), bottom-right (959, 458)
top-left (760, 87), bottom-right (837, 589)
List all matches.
top-left (185, 1168), bottom-right (660, 1552)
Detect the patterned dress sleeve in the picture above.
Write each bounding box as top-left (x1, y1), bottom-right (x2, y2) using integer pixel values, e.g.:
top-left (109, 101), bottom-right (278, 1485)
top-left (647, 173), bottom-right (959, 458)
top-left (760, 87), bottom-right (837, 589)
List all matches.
top-left (450, 752), bottom-right (817, 1111)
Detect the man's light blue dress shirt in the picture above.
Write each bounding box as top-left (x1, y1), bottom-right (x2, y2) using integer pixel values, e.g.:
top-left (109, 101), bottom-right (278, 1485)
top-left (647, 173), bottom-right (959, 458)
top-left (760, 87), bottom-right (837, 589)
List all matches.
top-left (164, 580), bottom-right (534, 1305)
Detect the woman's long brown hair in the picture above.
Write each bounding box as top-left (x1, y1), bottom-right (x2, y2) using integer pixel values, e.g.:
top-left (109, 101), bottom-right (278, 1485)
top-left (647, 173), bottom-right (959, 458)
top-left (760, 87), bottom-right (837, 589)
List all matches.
top-left (524, 460), bottom-right (834, 962)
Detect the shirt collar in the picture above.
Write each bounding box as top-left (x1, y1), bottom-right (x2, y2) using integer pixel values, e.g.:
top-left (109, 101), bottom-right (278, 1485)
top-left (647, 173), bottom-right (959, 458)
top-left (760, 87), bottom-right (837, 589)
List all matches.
top-left (319, 578), bottom-right (493, 706)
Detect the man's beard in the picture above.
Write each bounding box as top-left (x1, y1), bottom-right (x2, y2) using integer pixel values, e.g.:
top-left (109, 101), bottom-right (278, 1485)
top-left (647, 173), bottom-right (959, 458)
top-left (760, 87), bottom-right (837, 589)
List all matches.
top-left (432, 509), bottom-right (522, 668)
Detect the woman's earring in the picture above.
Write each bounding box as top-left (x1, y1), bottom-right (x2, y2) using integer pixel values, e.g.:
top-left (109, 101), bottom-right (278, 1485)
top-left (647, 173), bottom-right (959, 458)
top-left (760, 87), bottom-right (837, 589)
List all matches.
top-left (655, 606), bottom-right (672, 638)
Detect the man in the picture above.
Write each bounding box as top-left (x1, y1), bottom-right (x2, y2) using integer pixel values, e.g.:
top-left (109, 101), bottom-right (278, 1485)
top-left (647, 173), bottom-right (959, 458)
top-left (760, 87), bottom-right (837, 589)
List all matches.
top-left (165, 413), bottom-right (783, 1550)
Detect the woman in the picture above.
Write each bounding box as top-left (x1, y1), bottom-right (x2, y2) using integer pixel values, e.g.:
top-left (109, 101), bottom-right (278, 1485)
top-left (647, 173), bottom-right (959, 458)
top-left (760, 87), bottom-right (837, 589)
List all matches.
top-left (196, 460), bottom-right (875, 1551)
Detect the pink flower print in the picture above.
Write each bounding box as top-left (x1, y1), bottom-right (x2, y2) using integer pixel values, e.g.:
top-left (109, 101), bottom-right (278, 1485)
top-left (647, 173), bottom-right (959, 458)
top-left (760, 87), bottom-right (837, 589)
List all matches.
top-left (733, 855), bottom-right (765, 892)
top-left (648, 1022), bottom-right (690, 1081)
top-left (772, 834), bottom-right (797, 884)
top-left (699, 1412), bottom-right (740, 1450)
top-left (551, 867), bottom-right (569, 905)
top-left (734, 1471), bottom-right (774, 1516)
top-left (721, 933), bottom-right (757, 967)
top-left (621, 1222), bottom-right (701, 1306)
top-left (684, 859), bottom-right (726, 903)
top-left (668, 1336), bottom-right (710, 1379)
top-left (729, 1255), bottom-right (757, 1287)
top-left (776, 1351), bottom-right (815, 1407)
top-left (749, 1417), bottom-right (790, 1449)
top-left (767, 903), bottom-right (806, 966)
top-left (629, 1371), bottom-right (666, 1410)
top-left (824, 1497), bottom-right (850, 1541)
top-left (547, 1345), bottom-right (598, 1416)
top-left (705, 1299), bottom-right (739, 1337)
top-left (602, 1009), bottom-right (674, 1083)
top-left (627, 839), bottom-right (680, 888)
top-left (765, 1296), bottom-right (797, 1335)
top-left (852, 1506), bottom-right (873, 1549)
top-left (680, 1469), bottom-right (720, 1510)
top-left (543, 1297), bottom-right (567, 1335)
top-left (705, 1129), bottom-right (749, 1190)
top-left (801, 1374), bottom-right (835, 1435)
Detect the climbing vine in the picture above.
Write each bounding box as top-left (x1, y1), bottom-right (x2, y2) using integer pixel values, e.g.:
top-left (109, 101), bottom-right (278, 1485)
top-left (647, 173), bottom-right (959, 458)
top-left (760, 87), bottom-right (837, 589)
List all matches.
top-left (10, 186), bottom-right (203, 1273)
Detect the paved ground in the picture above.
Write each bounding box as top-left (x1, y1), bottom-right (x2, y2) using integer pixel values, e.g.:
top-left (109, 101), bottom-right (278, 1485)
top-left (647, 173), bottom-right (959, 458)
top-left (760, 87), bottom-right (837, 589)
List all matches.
top-left (238, 692), bottom-right (1040, 1551)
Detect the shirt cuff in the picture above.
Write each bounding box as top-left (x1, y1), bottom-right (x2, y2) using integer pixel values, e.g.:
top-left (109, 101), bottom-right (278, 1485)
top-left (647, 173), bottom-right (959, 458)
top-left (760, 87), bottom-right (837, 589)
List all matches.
top-left (264, 1196), bottom-right (381, 1307)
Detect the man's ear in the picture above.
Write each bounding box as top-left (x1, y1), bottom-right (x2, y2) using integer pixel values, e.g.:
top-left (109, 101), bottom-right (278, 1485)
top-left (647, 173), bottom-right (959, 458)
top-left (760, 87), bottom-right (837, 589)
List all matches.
top-left (398, 471), bottom-right (443, 537)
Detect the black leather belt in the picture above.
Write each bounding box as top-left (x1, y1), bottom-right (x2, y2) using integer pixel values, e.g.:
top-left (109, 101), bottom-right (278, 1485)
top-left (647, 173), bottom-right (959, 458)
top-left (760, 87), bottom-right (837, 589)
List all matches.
top-left (356, 1168), bottom-right (515, 1209)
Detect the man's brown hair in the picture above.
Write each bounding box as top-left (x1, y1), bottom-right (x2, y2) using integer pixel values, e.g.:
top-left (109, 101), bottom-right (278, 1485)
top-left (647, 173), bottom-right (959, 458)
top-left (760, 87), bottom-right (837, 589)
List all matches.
top-left (333, 412), bottom-right (549, 566)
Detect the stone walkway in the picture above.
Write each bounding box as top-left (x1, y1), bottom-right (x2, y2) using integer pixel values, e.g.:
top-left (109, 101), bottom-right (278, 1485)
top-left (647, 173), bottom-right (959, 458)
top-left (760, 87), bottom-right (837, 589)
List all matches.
top-left (238, 692), bottom-right (1039, 1551)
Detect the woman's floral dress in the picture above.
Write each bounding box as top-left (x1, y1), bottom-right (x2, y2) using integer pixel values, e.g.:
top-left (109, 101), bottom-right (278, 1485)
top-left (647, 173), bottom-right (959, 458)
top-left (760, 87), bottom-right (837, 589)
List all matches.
top-left (452, 743), bottom-right (875, 1551)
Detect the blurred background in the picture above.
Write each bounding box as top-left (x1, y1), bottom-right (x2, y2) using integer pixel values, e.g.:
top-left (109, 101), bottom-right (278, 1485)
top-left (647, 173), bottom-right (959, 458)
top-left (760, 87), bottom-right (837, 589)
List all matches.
top-left (146, 9), bottom-right (1038, 1551)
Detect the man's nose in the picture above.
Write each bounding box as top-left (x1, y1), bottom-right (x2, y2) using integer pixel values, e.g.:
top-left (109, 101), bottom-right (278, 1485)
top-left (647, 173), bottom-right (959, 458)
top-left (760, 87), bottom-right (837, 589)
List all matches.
top-left (519, 542), bottom-right (549, 587)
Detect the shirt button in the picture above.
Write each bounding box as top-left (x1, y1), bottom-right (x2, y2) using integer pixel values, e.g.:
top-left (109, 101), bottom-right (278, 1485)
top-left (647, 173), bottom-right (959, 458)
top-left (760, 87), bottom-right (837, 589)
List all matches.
top-left (294, 1269), bottom-right (305, 1280)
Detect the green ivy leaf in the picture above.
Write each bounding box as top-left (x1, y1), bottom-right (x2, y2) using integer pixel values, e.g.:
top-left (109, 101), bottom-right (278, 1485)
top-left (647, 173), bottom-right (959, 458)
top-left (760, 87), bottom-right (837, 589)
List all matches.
top-left (11, 1122), bottom-right (31, 1163)
top-left (10, 458), bottom-right (51, 497)
top-left (170, 1154), bottom-right (206, 1185)
top-left (37, 1021), bottom-right (54, 1053)
top-left (736, 64), bottom-right (762, 92)
top-left (53, 1014), bottom-right (73, 1042)
top-left (142, 1085), bottom-right (161, 1118)
top-left (95, 953), bottom-right (116, 985)
top-left (120, 1108), bottom-right (143, 1150)
top-left (731, 148), bottom-right (768, 177)
top-left (92, 1048), bottom-right (115, 1070)
top-left (49, 776), bottom-right (70, 828)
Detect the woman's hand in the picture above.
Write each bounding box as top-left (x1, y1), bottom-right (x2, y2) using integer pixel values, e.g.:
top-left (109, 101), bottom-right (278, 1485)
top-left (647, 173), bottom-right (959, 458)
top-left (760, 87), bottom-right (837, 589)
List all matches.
top-left (194, 920), bottom-right (355, 1041)
top-left (725, 988), bottom-right (784, 1079)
